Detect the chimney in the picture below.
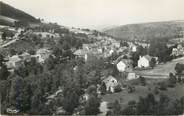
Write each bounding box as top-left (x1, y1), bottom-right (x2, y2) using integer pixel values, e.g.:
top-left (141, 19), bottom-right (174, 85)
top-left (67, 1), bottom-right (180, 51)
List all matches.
top-left (139, 56), bottom-right (142, 59)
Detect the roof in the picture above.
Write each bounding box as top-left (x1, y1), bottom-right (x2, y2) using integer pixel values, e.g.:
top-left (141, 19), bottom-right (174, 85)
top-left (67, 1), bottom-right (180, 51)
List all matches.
top-left (36, 48), bottom-right (51, 54)
top-left (144, 55), bottom-right (152, 61)
top-left (116, 58), bottom-right (132, 66)
top-left (103, 75), bottom-right (117, 83)
top-left (20, 52), bottom-right (30, 57)
top-left (73, 49), bottom-right (88, 56)
top-left (9, 55), bottom-right (21, 62)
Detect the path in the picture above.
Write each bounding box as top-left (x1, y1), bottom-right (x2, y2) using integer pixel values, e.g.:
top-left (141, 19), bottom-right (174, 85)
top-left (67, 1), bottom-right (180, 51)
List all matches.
top-left (0, 38), bottom-right (18, 48)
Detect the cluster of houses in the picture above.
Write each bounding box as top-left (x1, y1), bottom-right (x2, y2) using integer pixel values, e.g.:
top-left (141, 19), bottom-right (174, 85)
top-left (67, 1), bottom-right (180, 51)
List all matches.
top-left (171, 44), bottom-right (184, 57)
top-left (101, 54), bottom-right (158, 93)
top-left (72, 33), bottom-right (161, 93)
top-left (5, 48), bottom-right (52, 70)
top-left (73, 35), bottom-right (126, 61)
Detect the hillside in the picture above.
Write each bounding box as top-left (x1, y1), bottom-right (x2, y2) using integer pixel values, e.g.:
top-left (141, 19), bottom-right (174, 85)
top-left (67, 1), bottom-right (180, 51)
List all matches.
top-left (104, 21), bottom-right (184, 41)
top-left (0, 1), bottom-right (39, 26)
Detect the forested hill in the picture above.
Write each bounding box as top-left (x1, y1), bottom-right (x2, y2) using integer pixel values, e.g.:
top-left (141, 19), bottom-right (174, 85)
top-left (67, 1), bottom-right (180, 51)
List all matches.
top-left (104, 21), bottom-right (184, 41)
top-left (0, 1), bottom-right (39, 23)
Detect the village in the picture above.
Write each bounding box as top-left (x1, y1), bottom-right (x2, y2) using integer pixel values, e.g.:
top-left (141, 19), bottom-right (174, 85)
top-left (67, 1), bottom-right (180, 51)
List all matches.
top-left (1, 1), bottom-right (184, 115)
top-left (1, 21), bottom-right (184, 115)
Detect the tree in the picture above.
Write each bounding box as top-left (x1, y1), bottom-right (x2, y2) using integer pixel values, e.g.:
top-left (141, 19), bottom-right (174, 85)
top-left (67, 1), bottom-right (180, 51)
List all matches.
top-left (86, 85), bottom-right (97, 96)
top-left (158, 94), bottom-right (170, 114)
top-left (30, 87), bottom-right (47, 114)
top-left (0, 54), bottom-right (5, 66)
top-left (168, 73), bottom-right (177, 87)
top-left (158, 82), bottom-right (167, 91)
top-left (2, 32), bottom-right (7, 41)
top-left (62, 81), bottom-right (81, 114)
top-left (175, 63), bottom-right (184, 74)
top-left (131, 52), bottom-right (139, 67)
top-left (149, 39), bottom-right (170, 63)
top-left (121, 100), bottom-right (136, 115)
top-left (127, 86), bottom-right (135, 93)
top-left (9, 75), bottom-right (32, 112)
top-left (136, 93), bottom-right (157, 115)
top-left (150, 58), bottom-right (156, 68)
top-left (0, 64), bottom-right (10, 80)
top-left (99, 82), bottom-right (106, 95)
top-left (111, 100), bottom-right (122, 115)
top-left (0, 54), bottom-right (9, 80)
top-left (63, 90), bottom-right (80, 114)
top-left (0, 80), bottom-right (9, 113)
top-left (84, 95), bottom-right (101, 115)
top-left (139, 76), bottom-right (146, 86)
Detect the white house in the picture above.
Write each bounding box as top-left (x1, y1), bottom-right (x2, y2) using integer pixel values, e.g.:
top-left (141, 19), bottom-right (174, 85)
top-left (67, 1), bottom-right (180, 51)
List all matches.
top-left (171, 48), bottom-right (178, 56)
top-left (109, 49), bottom-right (114, 56)
top-left (138, 55), bottom-right (152, 68)
top-left (19, 52), bottom-right (31, 61)
top-left (117, 61), bottom-right (126, 72)
top-left (116, 59), bottom-right (133, 72)
top-left (127, 72), bottom-right (138, 80)
top-left (171, 44), bottom-right (184, 56)
top-left (6, 55), bottom-right (22, 69)
top-left (103, 76), bottom-right (118, 93)
top-left (35, 48), bottom-right (51, 63)
top-left (131, 45), bottom-right (137, 52)
top-left (73, 49), bottom-right (88, 61)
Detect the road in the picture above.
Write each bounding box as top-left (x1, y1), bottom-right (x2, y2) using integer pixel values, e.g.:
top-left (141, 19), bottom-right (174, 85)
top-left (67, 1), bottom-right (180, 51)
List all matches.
top-left (0, 38), bottom-right (18, 48)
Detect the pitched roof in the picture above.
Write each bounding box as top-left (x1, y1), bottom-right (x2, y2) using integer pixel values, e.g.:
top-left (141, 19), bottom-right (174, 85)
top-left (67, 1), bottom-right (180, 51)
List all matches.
top-left (9, 55), bottom-right (21, 62)
top-left (103, 75), bottom-right (117, 83)
top-left (73, 49), bottom-right (88, 56)
top-left (36, 48), bottom-right (51, 54)
top-left (144, 55), bottom-right (152, 61)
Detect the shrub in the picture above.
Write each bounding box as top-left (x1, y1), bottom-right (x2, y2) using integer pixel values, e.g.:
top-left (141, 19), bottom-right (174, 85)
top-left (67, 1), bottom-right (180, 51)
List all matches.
top-left (139, 76), bottom-right (146, 86)
top-left (154, 87), bottom-right (159, 95)
top-left (127, 86), bottom-right (135, 93)
top-left (158, 82), bottom-right (167, 91)
top-left (114, 84), bottom-right (122, 93)
top-left (177, 76), bottom-right (182, 83)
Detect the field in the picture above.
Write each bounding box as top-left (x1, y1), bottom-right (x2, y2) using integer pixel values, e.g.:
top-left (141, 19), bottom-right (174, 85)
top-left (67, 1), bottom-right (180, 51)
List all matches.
top-left (102, 57), bottom-right (184, 108)
top-left (135, 57), bottom-right (184, 78)
top-left (102, 78), bottom-right (184, 108)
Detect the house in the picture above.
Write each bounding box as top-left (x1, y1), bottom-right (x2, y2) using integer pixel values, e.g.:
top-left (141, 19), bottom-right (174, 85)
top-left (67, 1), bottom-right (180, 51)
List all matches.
top-left (171, 44), bottom-right (184, 56)
top-left (102, 76), bottom-right (118, 93)
top-left (128, 43), bottom-right (137, 52)
top-left (109, 49), bottom-right (114, 56)
top-left (82, 44), bottom-right (90, 50)
top-left (127, 72), bottom-right (138, 80)
top-left (19, 52), bottom-right (31, 61)
top-left (116, 59), bottom-right (133, 72)
top-left (131, 45), bottom-right (137, 52)
top-left (6, 55), bottom-right (23, 69)
top-left (6, 107), bottom-right (19, 114)
top-left (138, 55), bottom-right (152, 68)
top-left (171, 48), bottom-right (178, 56)
top-left (73, 49), bottom-right (88, 61)
top-left (35, 48), bottom-right (51, 63)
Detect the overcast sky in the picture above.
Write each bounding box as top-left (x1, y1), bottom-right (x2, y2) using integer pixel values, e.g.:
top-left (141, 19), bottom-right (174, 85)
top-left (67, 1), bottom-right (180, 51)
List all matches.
top-left (1, 0), bottom-right (184, 29)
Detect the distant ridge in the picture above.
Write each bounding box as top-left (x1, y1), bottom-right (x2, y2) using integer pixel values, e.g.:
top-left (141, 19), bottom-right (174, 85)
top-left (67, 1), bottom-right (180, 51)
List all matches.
top-left (0, 1), bottom-right (39, 26)
top-left (104, 20), bottom-right (184, 41)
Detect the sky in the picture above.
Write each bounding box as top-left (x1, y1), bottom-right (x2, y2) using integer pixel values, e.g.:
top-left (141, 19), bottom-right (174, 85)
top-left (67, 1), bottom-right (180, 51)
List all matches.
top-left (1, 0), bottom-right (184, 29)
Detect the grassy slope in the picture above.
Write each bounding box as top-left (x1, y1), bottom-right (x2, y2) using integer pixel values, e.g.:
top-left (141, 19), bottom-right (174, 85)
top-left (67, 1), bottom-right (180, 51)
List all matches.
top-left (135, 57), bottom-right (184, 78)
top-left (0, 1), bottom-right (39, 23)
top-left (103, 79), bottom-right (184, 108)
top-left (103, 57), bottom-right (184, 107)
